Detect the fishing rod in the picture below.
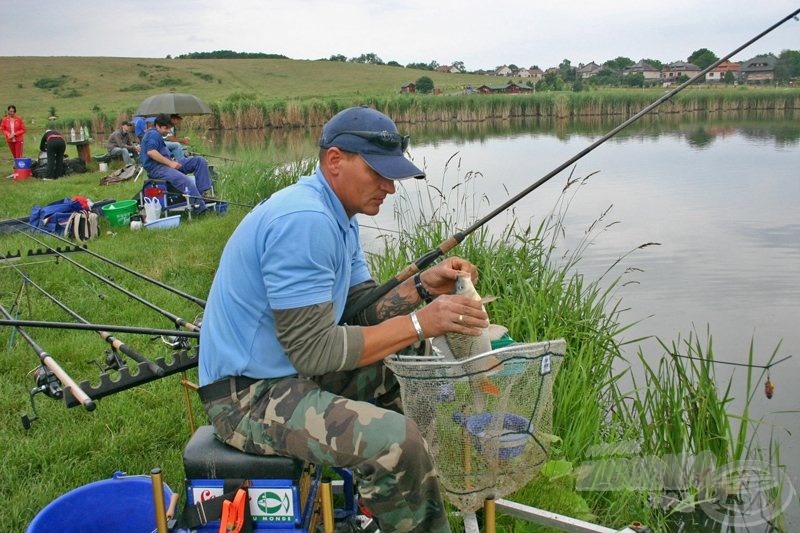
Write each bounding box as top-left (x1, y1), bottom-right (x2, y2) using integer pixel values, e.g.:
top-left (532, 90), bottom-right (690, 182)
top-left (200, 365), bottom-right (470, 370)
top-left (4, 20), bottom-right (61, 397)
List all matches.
top-left (191, 150), bottom-right (240, 163)
top-left (0, 302), bottom-right (96, 413)
top-left (167, 191), bottom-right (256, 209)
top-left (19, 231), bottom-right (201, 332)
top-left (10, 265), bottom-right (165, 376)
top-left (18, 220), bottom-right (207, 308)
top-left (341, 8), bottom-right (800, 325)
top-left (0, 318), bottom-right (200, 337)
top-left (0, 317), bottom-right (200, 408)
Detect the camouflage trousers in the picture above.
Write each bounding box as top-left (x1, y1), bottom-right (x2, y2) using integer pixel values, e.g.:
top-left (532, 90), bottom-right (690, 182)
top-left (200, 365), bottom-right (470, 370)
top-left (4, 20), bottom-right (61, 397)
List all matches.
top-left (202, 362), bottom-right (450, 533)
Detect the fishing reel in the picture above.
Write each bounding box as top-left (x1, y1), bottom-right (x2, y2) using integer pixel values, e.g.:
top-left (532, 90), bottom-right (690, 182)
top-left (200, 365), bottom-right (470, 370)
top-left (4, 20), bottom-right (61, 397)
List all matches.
top-left (156, 334), bottom-right (192, 351)
top-left (89, 349), bottom-right (127, 373)
top-left (21, 366), bottom-right (63, 430)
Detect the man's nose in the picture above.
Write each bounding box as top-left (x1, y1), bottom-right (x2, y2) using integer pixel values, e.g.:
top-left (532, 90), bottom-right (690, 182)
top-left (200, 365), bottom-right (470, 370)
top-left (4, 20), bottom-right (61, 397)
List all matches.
top-left (381, 177), bottom-right (396, 194)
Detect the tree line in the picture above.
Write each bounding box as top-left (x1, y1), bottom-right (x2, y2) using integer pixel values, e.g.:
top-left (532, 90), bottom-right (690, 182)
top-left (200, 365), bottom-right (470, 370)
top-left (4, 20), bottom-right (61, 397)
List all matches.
top-left (168, 48), bottom-right (800, 87)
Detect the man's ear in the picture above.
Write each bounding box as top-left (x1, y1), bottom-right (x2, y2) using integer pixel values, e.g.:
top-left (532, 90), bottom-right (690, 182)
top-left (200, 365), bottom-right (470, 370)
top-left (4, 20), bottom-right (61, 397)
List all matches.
top-left (322, 147), bottom-right (345, 173)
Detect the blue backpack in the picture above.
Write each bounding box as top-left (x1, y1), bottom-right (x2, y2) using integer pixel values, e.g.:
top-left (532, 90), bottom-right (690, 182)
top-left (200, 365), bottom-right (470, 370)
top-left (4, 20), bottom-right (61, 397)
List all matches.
top-left (28, 198), bottom-right (85, 235)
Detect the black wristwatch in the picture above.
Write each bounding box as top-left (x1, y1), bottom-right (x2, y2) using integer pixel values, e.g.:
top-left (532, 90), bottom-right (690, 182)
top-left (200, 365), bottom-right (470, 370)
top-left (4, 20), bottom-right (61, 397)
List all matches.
top-left (414, 273), bottom-right (434, 303)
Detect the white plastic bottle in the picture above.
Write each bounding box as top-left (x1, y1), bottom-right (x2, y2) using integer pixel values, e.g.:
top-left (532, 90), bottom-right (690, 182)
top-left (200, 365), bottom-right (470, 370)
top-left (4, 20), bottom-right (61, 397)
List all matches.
top-left (70, 128), bottom-right (76, 142)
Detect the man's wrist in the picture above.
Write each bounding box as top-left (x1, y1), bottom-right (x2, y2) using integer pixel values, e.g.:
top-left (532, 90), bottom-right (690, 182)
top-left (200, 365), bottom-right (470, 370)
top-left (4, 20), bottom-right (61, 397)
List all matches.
top-left (414, 273), bottom-right (434, 303)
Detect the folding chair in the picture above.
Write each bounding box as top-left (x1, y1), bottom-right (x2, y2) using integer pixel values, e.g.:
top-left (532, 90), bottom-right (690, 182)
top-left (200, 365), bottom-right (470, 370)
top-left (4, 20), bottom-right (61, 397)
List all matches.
top-left (139, 177), bottom-right (216, 217)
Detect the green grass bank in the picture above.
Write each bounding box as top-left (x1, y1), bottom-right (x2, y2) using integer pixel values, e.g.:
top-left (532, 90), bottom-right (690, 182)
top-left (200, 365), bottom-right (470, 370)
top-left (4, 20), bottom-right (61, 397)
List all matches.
top-left (1, 56), bottom-right (798, 140)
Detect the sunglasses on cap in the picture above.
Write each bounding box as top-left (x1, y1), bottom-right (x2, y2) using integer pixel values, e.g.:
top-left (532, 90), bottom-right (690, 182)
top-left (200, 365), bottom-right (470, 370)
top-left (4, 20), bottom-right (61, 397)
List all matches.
top-left (324, 130), bottom-right (410, 151)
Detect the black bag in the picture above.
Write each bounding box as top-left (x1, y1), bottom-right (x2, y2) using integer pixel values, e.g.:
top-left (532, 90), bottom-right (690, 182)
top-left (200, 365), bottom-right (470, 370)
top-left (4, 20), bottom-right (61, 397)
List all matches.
top-left (65, 158), bottom-right (87, 174)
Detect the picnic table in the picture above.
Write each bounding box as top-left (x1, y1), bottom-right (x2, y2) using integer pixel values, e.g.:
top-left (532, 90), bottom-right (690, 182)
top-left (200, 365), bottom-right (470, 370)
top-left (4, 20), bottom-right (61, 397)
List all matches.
top-left (67, 139), bottom-right (92, 164)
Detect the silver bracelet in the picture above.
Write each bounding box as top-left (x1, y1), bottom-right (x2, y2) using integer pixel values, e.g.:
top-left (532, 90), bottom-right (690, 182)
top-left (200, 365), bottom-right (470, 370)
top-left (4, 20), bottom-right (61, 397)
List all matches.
top-left (409, 311), bottom-right (426, 342)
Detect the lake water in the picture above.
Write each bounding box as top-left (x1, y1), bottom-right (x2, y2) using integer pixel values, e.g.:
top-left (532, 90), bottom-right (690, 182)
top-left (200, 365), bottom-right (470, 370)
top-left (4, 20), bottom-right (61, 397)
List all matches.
top-left (220, 114), bottom-right (800, 528)
top-left (372, 117), bottom-right (799, 529)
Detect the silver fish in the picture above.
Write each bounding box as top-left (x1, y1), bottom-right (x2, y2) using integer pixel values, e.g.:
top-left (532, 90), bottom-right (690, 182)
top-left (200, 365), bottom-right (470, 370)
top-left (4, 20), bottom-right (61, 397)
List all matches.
top-left (432, 272), bottom-right (501, 398)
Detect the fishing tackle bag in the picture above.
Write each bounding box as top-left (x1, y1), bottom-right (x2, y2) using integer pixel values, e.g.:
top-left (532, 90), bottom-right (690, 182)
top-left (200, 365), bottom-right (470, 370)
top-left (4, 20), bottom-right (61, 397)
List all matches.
top-left (28, 198), bottom-right (85, 235)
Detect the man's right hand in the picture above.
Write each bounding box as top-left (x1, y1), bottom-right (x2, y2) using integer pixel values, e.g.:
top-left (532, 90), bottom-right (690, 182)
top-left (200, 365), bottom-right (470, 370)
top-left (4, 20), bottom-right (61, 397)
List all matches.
top-left (416, 294), bottom-right (488, 338)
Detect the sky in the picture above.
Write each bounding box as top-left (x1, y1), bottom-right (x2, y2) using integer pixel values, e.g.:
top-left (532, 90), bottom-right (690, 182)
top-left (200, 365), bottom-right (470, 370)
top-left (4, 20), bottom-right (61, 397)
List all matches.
top-left (2, 1), bottom-right (798, 70)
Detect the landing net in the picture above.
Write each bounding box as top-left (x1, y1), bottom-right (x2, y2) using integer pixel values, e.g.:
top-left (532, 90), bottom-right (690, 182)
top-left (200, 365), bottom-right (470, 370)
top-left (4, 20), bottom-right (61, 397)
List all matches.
top-left (385, 339), bottom-right (565, 512)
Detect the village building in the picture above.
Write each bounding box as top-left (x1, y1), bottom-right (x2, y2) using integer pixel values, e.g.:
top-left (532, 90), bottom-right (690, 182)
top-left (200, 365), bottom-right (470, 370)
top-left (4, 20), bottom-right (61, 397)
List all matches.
top-left (623, 60), bottom-right (662, 84)
top-left (740, 54), bottom-right (776, 84)
top-left (476, 82), bottom-right (532, 94)
top-left (400, 82), bottom-right (415, 94)
top-left (494, 65), bottom-right (513, 76)
top-left (576, 61), bottom-right (603, 79)
top-left (661, 61), bottom-right (701, 83)
top-left (527, 68), bottom-right (544, 81)
top-left (435, 65), bottom-right (461, 74)
top-left (706, 61), bottom-right (740, 83)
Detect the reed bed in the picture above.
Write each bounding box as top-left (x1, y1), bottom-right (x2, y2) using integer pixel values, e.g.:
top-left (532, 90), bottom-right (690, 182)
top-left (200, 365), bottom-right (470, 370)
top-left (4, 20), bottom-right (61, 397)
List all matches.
top-left (44, 88), bottom-right (800, 135)
top-left (205, 89), bottom-right (799, 129)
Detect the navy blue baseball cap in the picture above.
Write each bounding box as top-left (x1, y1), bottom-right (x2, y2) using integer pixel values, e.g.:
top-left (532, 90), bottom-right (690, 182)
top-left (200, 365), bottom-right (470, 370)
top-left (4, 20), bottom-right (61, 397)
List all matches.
top-left (319, 106), bottom-right (425, 180)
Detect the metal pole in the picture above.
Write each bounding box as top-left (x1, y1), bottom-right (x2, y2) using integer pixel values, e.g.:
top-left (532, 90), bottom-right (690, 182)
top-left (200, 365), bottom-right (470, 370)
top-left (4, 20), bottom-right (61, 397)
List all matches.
top-left (150, 468), bottom-right (169, 533)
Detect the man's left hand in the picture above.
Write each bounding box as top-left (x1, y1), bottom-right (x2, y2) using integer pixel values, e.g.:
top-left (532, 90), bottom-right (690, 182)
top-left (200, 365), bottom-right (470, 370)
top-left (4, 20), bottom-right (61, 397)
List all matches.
top-left (419, 256), bottom-right (478, 297)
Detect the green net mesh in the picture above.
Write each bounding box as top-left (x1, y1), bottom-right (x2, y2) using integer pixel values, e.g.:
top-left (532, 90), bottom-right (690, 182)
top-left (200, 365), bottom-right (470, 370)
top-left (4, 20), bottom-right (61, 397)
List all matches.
top-left (385, 339), bottom-right (566, 512)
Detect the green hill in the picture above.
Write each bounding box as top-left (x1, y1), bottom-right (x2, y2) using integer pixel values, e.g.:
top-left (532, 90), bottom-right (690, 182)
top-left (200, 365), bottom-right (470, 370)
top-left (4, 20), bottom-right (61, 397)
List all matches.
top-left (0, 56), bottom-right (491, 127)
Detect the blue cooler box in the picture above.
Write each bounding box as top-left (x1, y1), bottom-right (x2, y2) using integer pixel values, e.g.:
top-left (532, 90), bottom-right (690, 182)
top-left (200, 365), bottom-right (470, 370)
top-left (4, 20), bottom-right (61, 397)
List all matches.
top-left (186, 478), bottom-right (301, 530)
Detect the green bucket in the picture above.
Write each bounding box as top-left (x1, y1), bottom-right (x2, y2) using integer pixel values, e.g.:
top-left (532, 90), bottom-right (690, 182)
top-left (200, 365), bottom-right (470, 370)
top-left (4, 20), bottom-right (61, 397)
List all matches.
top-left (102, 199), bottom-right (138, 227)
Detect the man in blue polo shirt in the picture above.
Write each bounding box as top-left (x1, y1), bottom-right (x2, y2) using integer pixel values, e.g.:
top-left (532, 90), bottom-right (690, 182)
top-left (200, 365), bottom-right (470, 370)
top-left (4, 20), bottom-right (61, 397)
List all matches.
top-left (199, 106), bottom-right (489, 532)
top-left (139, 113), bottom-right (212, 213)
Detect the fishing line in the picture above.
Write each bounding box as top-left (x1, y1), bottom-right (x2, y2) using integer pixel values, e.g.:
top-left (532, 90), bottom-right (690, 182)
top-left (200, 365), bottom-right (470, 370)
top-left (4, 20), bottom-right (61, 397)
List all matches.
top-left (341, 8), bottom-right (800, 325)
top-left (667, 353), bottom-right (792, 370)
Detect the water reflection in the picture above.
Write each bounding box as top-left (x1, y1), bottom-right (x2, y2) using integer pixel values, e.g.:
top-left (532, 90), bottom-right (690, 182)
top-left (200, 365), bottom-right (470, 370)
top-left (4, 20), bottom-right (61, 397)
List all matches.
top-left (196, 110), bottom-right (800, 161)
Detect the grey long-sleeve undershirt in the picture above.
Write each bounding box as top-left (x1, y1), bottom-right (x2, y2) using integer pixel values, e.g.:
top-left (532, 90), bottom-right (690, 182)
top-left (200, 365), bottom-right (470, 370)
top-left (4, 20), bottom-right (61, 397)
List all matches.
top-left (272, 279), bottom-right (382, 376)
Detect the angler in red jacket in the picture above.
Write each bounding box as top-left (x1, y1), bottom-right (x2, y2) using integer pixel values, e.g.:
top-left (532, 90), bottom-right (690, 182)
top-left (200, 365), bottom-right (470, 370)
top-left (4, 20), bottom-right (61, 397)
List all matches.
top-left (1, 105), bottom-right (26, 159)
top-left (39, 129), bottom-right (66, 179)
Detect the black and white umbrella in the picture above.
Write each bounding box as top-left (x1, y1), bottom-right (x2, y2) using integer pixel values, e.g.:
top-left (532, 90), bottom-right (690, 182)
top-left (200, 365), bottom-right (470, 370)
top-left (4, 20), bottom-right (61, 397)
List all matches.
top-left (135, 93), bottom-right (212, 116)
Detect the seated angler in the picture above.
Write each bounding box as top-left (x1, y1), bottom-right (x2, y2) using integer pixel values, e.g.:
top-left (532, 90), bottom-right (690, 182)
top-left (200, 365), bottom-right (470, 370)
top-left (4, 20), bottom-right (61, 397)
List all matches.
top-left (164, 114), bottom-right (190, 159)
top-left (106, 120), bottom-right (140, 166)
top-left (140, 113), bottom-right (213, 214)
